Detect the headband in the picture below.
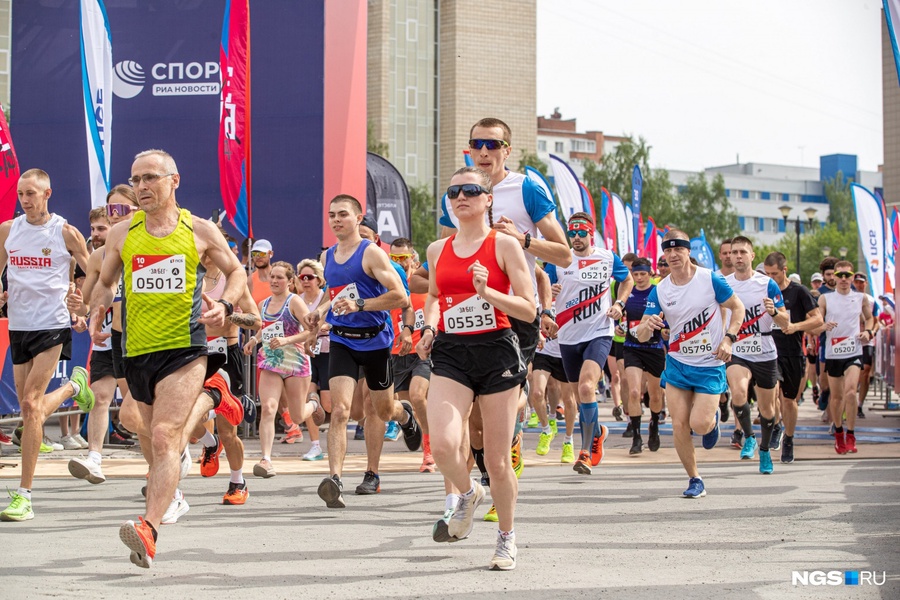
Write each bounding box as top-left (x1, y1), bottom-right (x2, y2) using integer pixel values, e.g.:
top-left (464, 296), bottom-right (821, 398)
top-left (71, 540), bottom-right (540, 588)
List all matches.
top-left (631, 264), bottom-right (652, 273)
top-left (568, 220), bottom-right (594, 233)
top-left (661, 238), bottom-right (691, 250)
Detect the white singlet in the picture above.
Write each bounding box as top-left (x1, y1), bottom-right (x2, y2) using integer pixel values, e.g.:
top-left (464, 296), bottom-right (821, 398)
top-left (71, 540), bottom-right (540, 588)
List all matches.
top-left (824, 290), bottom-right (864, 360)
top-left (555, 247), bottom-right (629, 345)
top-left (725, 271), bottom-right (784, 362)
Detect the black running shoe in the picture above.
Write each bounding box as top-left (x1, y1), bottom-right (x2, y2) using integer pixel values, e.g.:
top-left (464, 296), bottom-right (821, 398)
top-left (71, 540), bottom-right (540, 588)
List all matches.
top-left (399, 402), bottom-right (422, 452)
top-left (781, 437), bottom-right (794, 464)
top-left (719, 400), bottom-right (730, 424)
top-left (241, 394), bottom-right (257, 424)
top-left (612, 405), bottom-right (624, 421)
top-left (354, 423), bottom-right (365, 441)
top-left (730, 429), bottom-right (744, 449)
top-left (629, 436), bottom-right (643, 455)
top-left (648, 420), bottom-right (660, 452)
top-left (318, 475), bottom-right (345, 508)
top-left (857, 407), bottom-right (866, 419)
top-left (108, 432), bottom-right (135, 447)
top-left (355, 470), bottom-right (381, 495)
top-left (770, 423), bottom-right (784, 451)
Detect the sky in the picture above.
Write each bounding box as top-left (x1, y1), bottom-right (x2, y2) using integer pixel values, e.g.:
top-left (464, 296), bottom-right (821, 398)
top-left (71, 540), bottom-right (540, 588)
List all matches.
top-left (536, 0), bottom-right (886, 174)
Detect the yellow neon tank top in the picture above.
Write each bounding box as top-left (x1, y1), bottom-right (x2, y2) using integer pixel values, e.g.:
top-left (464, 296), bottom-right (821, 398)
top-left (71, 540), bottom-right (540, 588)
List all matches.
top-left (121, 208), bottom-right (206, 357)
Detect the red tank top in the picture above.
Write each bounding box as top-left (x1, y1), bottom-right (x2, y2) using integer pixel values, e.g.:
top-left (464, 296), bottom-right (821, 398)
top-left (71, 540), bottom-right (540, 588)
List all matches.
top-left (436, 229), bottom-right (511, 335)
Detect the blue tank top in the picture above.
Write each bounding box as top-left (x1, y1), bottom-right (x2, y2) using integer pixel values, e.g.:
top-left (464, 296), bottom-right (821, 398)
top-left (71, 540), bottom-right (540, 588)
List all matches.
top-left (624, 285), bottom-right (663, 349)
top-left (324, 239), bottom-right (394, 350)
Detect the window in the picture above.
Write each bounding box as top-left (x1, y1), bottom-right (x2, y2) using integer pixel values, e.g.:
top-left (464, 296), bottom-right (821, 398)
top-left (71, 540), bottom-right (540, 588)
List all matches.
top-left (743, 217), bottom-right (758, 233)
top-left (554, 141), bottom-right (564, 153)
top-left (749, 191), bottom-right (761, 200)
top-left (406, 87), bottom-right (417, 109)
top-left (538, 140), bottom-right (547, 152)
top-left (570, 139), bottom-right (596, 153)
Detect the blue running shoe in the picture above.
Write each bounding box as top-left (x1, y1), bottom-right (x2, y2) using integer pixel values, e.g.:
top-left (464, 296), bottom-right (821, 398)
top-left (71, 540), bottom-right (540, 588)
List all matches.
top-left (701, 409), bottom-right (720, 450)
top-left (683, 477), bottom-right (706, 498)
top-left (740, 435), bottom-right (758, 460)
top-left (759, 449), bottom-right (773, 474)
top-left (384, 421), bottom-right (401, 441)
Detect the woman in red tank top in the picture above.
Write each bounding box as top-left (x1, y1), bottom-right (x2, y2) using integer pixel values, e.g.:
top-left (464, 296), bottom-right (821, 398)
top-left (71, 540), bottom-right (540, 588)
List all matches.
top-left (416, 166), bottom-right (535, 569)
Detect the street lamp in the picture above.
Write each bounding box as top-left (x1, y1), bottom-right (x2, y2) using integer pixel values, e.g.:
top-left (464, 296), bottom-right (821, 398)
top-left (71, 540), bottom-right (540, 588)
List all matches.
top-left (779, 205), bottom-right (818, 274)
top-left (839, 246), bottom-right (848, 259)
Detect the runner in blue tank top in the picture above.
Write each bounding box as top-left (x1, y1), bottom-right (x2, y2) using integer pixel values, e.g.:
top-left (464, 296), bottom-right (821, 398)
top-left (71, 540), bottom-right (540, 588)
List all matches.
top-left (305, 194), bottom-right (421, 509)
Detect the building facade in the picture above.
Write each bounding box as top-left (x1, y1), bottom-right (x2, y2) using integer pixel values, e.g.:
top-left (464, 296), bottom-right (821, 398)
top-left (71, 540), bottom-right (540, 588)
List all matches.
top-left (536, 109), bottom-right (627, 179)
top-left (884, 8), bottom-right (899, 208)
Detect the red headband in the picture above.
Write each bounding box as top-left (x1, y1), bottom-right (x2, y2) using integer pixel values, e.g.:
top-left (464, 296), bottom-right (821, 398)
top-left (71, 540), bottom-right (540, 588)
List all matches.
top-left (568, 220), bottom-right (594, 234)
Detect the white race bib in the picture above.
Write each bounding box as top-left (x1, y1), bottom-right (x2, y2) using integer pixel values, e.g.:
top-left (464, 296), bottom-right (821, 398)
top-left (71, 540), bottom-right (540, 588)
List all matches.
top-left (207, 337), bottom-right (228, 363)
top-left (313, 337), bottom-right (322, 355)
top-left (679, 330), bottom-right (714, 356)
top-left (442, 293), bottom-right (497, 334)
top-left (131, 255), bottom-right (186, 293)
top-left (831, 336), bottom-right (859, 356)
top-left (733, 333), bottom-right (763, 355)
top-left (331, 282), bottom-right (359, 304)
top-left (578, 259), bottom-right (610, 282)
top-left (261, 321), bottom-right (285, 344)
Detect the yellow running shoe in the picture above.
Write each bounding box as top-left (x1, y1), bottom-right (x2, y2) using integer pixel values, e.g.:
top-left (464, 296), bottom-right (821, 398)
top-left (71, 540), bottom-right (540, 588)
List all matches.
top-left (483, 504), bottom-right (498, 522)
top-left (561, 441), bottom-right (575, 463)
top-left (511, 433), bottom-right (523, 478)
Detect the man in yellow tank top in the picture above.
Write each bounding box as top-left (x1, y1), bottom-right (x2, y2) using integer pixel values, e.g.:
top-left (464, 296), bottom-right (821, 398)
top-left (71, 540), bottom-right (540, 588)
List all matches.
top-left (88, 149), bottom-right (247, 569)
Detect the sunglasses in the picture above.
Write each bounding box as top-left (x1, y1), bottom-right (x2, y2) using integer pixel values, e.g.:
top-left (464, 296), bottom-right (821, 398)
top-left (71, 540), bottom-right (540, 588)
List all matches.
top-left (447, 183), bottom-right (490, 199)
top-left (106, 203), bottom-right (137, 217)
top-left (468, 138), bottom-right (509, 151)
top-left (834, 272), bottom-right (854, 279)
top-left (251, 251), bottom-right (268, 258)
top-left (128, 173), bottom-right (175, 187)
top-left (298, 273), bottom-right (317, 282)
top-left (389, 253), bottom-right (413, 262)
top-left (567, 230), bottom-right (589, 238)
top-left (657, 261), bottom-right (668, 267)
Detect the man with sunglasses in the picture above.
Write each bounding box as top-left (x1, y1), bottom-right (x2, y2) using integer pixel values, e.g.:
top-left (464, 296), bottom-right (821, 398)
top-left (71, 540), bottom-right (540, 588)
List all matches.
top-left (555, 212), bottom-right (632, 474)
top-left (249, 239), bottom-right (274, 306)
top-left (815, 261), bottom-right (875, 454)
top-left (0, 169), bottom-right (94, 522)
top-left (657, 258), bottom-right (670, 279)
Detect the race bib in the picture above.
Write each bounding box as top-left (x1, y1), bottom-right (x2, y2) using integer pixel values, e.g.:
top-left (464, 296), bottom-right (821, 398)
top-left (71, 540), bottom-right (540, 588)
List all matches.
top-left (679, 330), bottom-right (714, 356)
top-left (260, 321), bottom-right (285, 344)
top-left (131, 255), bottom-right (186, 293)
top-left (442, 293), bottom-right (496, 334)
top-left (330, 282), bottom-right (359, 304)
top-left (627, 319), bottom-right (641, 338)
top-left (397, 309), bottom-right (427, 333)
top-left (578, 258), bottom-right (610, 282)
top-left (312, 337), bottom-right (322, 355)
top-left (733, 333), bottom-right (763, 355)
top-left (831, 336), bottom-right (858, 356)
top-left (207, 337), bottom-right (228, 362)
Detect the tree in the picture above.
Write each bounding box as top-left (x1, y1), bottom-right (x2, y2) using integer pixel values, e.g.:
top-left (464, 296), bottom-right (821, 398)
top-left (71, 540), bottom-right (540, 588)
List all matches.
top-left (367, 120), bottom-right (389, 158)
top-left (408, 183), bottom-right (438, 259)
top-left (518, 150), bottom-right (548, 177)
top-left (675, 172), bottom-right (740, 243)
top-left (825, 171), bottom-right (854, 231)
top-left (752, 222), bottom-right (857, 283)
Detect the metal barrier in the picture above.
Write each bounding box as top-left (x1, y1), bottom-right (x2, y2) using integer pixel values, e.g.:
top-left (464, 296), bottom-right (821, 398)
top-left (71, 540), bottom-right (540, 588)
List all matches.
top-left (874, 327), bottom-right (898, 410)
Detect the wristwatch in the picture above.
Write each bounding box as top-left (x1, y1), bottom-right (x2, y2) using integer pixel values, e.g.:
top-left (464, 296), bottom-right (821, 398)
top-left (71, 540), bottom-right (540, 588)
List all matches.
top-left (614, 299), bottom-right (626, 309)
top-left (355, 298), bottom-right (366, 311)
top-left (523, 233), bottom-right (532, 250)
top-left (216, 299), bottom-right (234, 316)
top-left (541, 308), bottom-right (556, 319)
top-left (725, 332), bottom-right (737, 343)
top-left (403, 324), bottom-right (415, 333)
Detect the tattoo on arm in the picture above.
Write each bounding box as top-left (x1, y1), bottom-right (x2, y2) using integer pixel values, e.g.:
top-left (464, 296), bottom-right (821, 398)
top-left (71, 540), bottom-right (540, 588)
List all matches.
top-left (229, 312), bottom-right (259, 327)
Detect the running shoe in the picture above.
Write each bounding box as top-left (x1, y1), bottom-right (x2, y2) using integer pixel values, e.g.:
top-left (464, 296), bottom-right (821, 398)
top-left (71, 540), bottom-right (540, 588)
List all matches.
top-left (302, 446), bottom-right (325, 461)
top-left (68, 456), bottom-right (106, 484)
top-left (73, 434), bottom-right (89, 449)
top-left (355, 470), bottom-right (381, 495)
top-left (730, 429), bottom-right (744, 449)
top-left (781, 437), bottom-right (795, 464)
top-left (433, 508), bottom-right (460, 543)
top-left (317, 475), bottom-right (345, 508)
top-left (550, 418), bottom-right (558, 436)
top-left (555, 405), bottom-right (565, 420)
top-left (61, 435), bottom-right (81, 450)
top-left (200, 437), bottom-right (223, 478)
top-left (740, 435), bottom-right (758, 460)
top-left (857, 407), bottom-right (866, 419)
top-left (383, 421), bottom-right (400, 441)
top-left (812, 383), bottom-right (820, 406)
top-left (490, 532), bottom-right (517, 571)
top-left (535, 431), bottom-right (554, 456)
top-left (180, 447), bottom-right (192, 480)
top-left (511, 433), bottom-right (524, 478)
top-left (682, 477), bottom-right (706, 499)
top-left (483, 504), bottom-right (498, 522)
top-left (223, 482), bottom-right (249, 505)
top-left (612, 405), bottom-right (624, 421)
top-left (759, 449), bottom-right (774, 474)
top-left (845, 432), bottom-right (857, 454)
top-left (107, 431), bottom-right (135, 447)
top-left (629, 435), bottom-right (643, 455)
top-left (309, 398), bottom-right (327, 427)
top-left (419, 450), bottom-right (435, 473)
top-left (648, 420), bottom-right (660, 452)
top-left (354, 423), bottom-right (365, 441)
top-left (44, 436), bottom-right (64, 451)
top-left (834, 431), bottom-right (847, 455)
top-left (702, 410), bottom-right (720, 450)
top-left (112, 422), bottom-right (134, 440)
top-left (0, 429), bottom-right (11, 445)
top-left (448, 481), bottom-right (485, 539)
top-left (281, 424), bottom-right (303, 444)
top-left (119, 517), bottom-right (156, 569)
top-left (0, 491), bottom-right (33, 521)
top-left (205, 372), bottom-right (244, 426)
top-left (659, 409), bottom-right (667, 423)
top-left (70, 366), bottom-right (95, 413)
top-left (17, 439), bottom-right (54, 454)
top-left (590, 424), bottom-right (609, 466)
top-left (622, 422), bottom-right (634, 438)
top-left (573, 450), bottom-right (592, 474)
top-left (719, 399), bottom-right (730, 423)
top-left (161, 494), bottom-right (190, 524)
top-left (253, 459), bottom-right (276, 478)
top-left (770, 422), bottom-right (784, 452)
top-left (560, 442), bottom-right (575, 463)
top-left (241, 394), bottom-right (257, 425)
top-left (526, 411), bottom-right (540, 429)
top-left (399, 402), bottom-right (422, 451)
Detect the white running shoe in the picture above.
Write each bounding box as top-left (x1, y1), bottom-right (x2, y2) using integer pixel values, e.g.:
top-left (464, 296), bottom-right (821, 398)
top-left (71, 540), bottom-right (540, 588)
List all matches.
top-left (448, 480), bottom-right (485, 540)
top-left (180, 447), bottom-right (192, 480)
top-left (61, 435), bottom-right (82, 450)
top-left (68, 456), bottom-right (106, 484)
top-left (161, 494), bottom-right (190, 525)
top-left (302, 445), bottom-right (325, 461)
top-left (74, 434), bottom-right (90, 449)
top-left (490, 532), bottom-right (517, 571)
top-left (44, 436), bottom-right (64, 451)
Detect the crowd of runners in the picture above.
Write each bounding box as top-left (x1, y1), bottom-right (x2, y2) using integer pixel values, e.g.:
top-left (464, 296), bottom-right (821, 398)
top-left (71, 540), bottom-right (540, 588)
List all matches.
top-left (0, 118), bottom-right (891, 573)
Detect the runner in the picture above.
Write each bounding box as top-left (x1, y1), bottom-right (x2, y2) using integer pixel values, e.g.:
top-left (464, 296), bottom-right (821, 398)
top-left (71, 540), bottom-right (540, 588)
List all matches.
top-left (297, 258), bottom-right (331, 462)
top-left (306, 194), bottom-right (420, 509)
top-left (87, 149), bottom-right (245, 567)
top-left (623, 257), bottom-right (667, 454)
top-left (724, 236), bottom-right (788, 474)
top-left (555, 212), bottom-right (632, 474)
top-left (0, 169), bottom-right (94, 522)
top-left (530, 323), bottom-right (576, 462)
top-left (418, 166), bottom-right (535, 570)
top-left (851, 272), bottom-right (880, 419)
top-left (636, 229), bottom-right (744, 498)
top-left (763, 251), bottom-right (822, 464)
top-left (817, 260), bottom-right (875, 454)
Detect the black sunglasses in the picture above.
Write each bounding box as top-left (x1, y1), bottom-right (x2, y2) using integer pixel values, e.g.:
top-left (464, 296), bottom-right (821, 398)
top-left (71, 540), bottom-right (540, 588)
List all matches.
top-left (468, 139), bottom-right (509, 151)
top-left (447, 183), bottom-right (490, 199)
top-left (834, 271), bottom-right (854, 279)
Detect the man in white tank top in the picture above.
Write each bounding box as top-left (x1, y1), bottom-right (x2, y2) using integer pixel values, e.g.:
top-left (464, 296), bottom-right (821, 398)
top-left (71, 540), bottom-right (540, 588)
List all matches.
top-left (817, 260), bottom-right (874, 455)
top-left (0, 169), bottom-right (93, 522)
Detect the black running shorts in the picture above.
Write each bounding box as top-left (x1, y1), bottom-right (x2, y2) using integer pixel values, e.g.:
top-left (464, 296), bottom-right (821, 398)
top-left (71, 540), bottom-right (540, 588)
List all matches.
top-left (392, 353), bottom-right (432, 392)
top-left (825, 356), bottom-right (862, 378)
top-left (8, 328), bottom-right (72, 365)
top-left (431, 329), bottom-right (526, 396)
top-left (532, 352), bottom-right (567, 383)
top-left (124, 346), bottom-right (224, 405)
top-left (727, 355), bottom-right (779, 390)
top-left (89, 349), bottom-right (116, 383)
top-left (777, 354), bottom-right (805, 400)
top-left (623, 347), bottom-right (666, 379)
top-left (328, 341), bottom-right (393, 392)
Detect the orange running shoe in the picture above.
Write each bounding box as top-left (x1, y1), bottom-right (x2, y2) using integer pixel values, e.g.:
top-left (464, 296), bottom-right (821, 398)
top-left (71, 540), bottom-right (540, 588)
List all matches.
top-left (223, 482), bottom-right (249, 505)
top-left (120, 517), bottom-right (156, 569)
top-left (573, 450), bottom-right (592, 474)
top-left (511, 433), bottom-right (524, 478)
top-left (205, 372), bottom-right (243, 426)
top-left (200, 437), bottom-right (223, 478)
top-left (590, 424), bottom-right (609, 466)
top-left (281, 424), bottom-right (303, 444)
top-left (420, 451), bottom-right (435, 473)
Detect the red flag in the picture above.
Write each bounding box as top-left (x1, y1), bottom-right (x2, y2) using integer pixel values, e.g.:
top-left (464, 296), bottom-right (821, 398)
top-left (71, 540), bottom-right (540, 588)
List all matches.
top-left (637, 212), bottom-right (645, 257)
top-left (645, 217), bottom-right (660, 269)
top-left (601, 187), bottom-right (616, 252)
top-left (0, 102), bottom-right (19, 222)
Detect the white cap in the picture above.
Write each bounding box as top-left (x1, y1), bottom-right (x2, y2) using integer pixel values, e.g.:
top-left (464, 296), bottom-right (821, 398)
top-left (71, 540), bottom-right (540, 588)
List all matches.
top-left (251, 239), bottom-right (272, 253)
top-left (789, 273), bottom-right (801, 284)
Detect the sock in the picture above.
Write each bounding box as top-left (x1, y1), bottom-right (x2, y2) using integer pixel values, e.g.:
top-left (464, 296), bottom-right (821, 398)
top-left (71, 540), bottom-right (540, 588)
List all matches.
top-left (541, 424), bottom-right (552, 435)
top-left (564, 435), bottom-right (573, 444)
top-left (16, 487), bottom-right (31, 500)
top-left (759, 416), bottom-right (775, 451)
top-left (200, 431), bottom-right (217, 448)
top-left (88, 450), bottom-right (102, 465)
top-left (207, 387), bottom-right (223, 408)
top-left (472, 447), bottom-right (488, 482)
top-left (462, 481), bottom-right (476, 498)
top-left (630, 415), bottom-right (642, 438)
top-left (445, 493), bottom-right (460, 511)
top-left (734, 403), bottom-right (754, 438)
top-left (282, 410), bottom-right (295, 428)
top-left (262, 455), bottom-right (271, 462)
top-left (173, 487), bottom-right (183, 500)
top-left (578, 402), bottom-right (598, 451)
top-left (423, 434), bottom-right (431, 453)
top-left (651, 411), bottom-right (661, 424)
top-left (230, 469), bottom-right (244, 485)
top-left (847, 429), bottom-right (854, 435)
top-left (70, 379), bottom-right (81, 397)
top-left (500, 529), bottom-right (515, 539)
top-left (835, 426), bottom-right (844, 434)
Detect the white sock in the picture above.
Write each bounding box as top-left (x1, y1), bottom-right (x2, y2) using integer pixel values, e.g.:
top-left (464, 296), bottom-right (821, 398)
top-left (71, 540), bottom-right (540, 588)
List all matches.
top-left (500, 529), bottom-right (515, 539)
top-left (541, 425), bottom-right (552, 435)
top-left (173, 488), bottom-right (183, 501)
top-left (230, 469), bottom-right (244, 485)
top-left (200, 431), bottom-right (217, 447)
top-left (262, 456), bottom-right (271, 463)
top-left (445, 493), bottom-right (460, 511)
top-left (16, 487), bottom-right (31, 500)
top-left (564, 435), bottom-right (574, 444)
top-left (462, 481), bottom-right (476, 498)
top-left (70, 380), bottom-right (81, 397)
top-left (310, 441), bottom-right (321, 450)
top-left (88, 451), bottom-right (102, 465)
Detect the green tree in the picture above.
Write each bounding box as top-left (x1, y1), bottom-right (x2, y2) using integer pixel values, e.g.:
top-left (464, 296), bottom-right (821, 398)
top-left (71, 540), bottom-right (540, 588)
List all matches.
top-left (367, 120), bottom-right (389, 158)
top-left (408, 183), bottom-right (438, 258)
top-left (752, 222), bottom-right (857, 283)
top-left (675, 172), bottom-right (740, 243)
top-left (518, 150), bottom-right (548, 177)
top-left (825, 172), bottom-right (854, 231)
